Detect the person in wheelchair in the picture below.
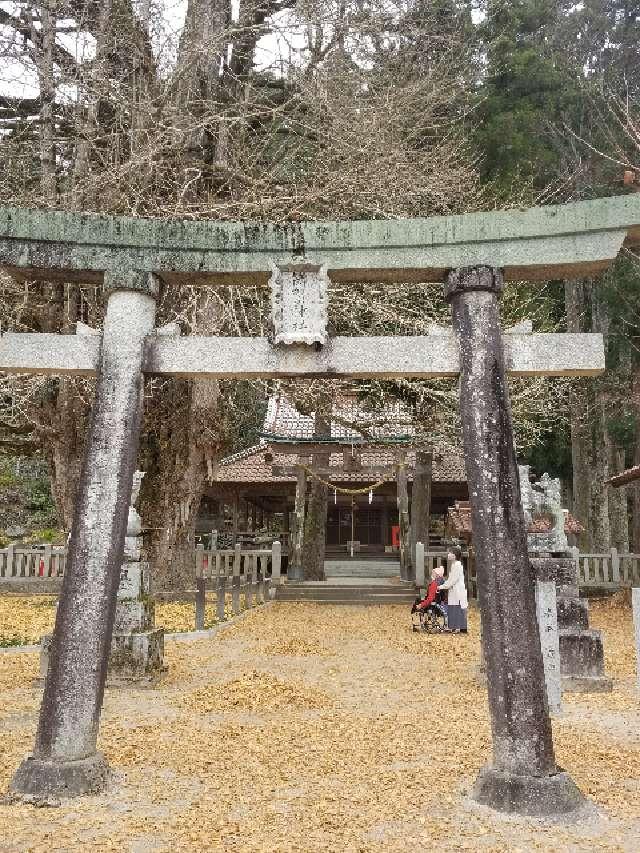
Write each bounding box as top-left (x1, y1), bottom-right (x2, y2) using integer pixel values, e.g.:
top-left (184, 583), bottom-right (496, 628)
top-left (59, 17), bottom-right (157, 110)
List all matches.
top-left (411, 568), bottom-right (447, 632)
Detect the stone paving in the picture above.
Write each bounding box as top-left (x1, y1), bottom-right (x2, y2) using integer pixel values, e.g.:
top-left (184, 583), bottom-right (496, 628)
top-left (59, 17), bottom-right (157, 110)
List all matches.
top-left (0, 601), bottom-right (639, 851)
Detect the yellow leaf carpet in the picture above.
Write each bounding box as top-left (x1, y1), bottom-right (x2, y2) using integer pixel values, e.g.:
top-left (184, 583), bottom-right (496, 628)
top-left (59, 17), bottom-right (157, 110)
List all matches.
top-left (0, 599), bottom-right (639, 851)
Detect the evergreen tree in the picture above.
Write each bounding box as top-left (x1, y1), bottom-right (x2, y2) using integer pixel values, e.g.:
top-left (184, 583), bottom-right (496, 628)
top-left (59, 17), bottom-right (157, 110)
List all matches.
top-left (477, 0), bottom-right (576, 193)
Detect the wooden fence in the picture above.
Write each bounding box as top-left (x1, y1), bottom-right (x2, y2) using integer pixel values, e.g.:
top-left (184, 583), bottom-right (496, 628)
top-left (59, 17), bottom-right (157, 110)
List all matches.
top-left (194, 541), bottom-right (282, 628)
top-left (6, 541), bottom-right (638, 597)
top-left (417, 546), bottom-right (640, 596)
top-left (572, 547), bottom-right (640, 589)
top-left (0, 544), bottom-right (67, 581)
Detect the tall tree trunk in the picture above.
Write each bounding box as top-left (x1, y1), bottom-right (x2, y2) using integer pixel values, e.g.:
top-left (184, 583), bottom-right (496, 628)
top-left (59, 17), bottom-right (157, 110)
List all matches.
top-left (410, 449), bottom-right (432, 564)
top-left (302, 413), bottom-right (329, 580)
top-left (140, 293), bottom-right (222, 590)
top-left (589, 281), bottom-right (611, 552)
top-left (33, 1), bottom-right (56, 206)
top-left (289, 466), bottom-right (307, 580)
top-left (565, 280), bottom-right (592, 550)
top-left (608, 445), bottom-right (629, 552)
top-left (301, 476), bottom-right (328, 580)
top-left (141, 374), bottom-right (221, 590)
top-left (590, 395), bottom-right (611, 551)
top-left (633, 431), bottom-right (640, 553)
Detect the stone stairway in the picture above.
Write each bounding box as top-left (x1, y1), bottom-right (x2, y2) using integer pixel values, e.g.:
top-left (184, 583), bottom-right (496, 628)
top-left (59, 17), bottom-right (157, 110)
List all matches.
top-left (274, 556), bottom-right (415, 604)
top-left (324, 558), bottom-right (400, 579)
top-left (275, 580), bottom-right (417, 605)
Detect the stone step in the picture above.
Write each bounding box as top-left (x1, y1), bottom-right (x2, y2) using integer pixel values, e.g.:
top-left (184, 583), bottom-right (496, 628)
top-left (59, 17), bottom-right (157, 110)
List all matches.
top-left (275, 583), bottom-right (416, 605)
top-left (325, 560), bottom-right (400, 578)
top-left (557, 596), bottom-right (589, 631)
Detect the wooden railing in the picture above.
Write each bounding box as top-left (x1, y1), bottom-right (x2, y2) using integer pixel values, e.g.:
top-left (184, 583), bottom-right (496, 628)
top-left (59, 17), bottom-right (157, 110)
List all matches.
top-left (0, 544), bottom-right (67, 581)
top-left (572, 547), bottom-right (640, 589)
top-left (194, 542), bottom-right (282, 628)
top-left (432, 546), bottom-right (640, 597)
top-left (11, 539), bottom-right (635, 596)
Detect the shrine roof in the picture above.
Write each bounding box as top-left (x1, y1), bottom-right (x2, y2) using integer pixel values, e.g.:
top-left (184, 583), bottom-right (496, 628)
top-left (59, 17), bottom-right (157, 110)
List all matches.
top-left (263, 394), bottom-right (414, 442)
top-left (214, 444), bottom-right (466, 484)
top-left (212, 393), bottom-right (466, 482)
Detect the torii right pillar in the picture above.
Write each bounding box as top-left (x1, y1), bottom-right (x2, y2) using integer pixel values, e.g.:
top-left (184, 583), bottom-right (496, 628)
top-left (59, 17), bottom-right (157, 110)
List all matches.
top-left (445, 266), bottom-right (584, 816)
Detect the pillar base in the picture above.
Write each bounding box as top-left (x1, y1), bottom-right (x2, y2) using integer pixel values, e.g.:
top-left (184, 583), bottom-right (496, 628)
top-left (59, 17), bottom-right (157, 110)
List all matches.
top-left (9, 752), bottom-right (109, 802)
top-left (562, 675), bottom-right (613, 693)
top-left (471, 764), bottom-right (586, 817)
top-left (109, 628), bottom-right (164, 682)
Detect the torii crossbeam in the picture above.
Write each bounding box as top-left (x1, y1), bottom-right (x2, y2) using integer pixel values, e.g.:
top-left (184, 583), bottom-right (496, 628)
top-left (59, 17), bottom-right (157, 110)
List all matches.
top-left (3, 194), bottom-right (640, 815)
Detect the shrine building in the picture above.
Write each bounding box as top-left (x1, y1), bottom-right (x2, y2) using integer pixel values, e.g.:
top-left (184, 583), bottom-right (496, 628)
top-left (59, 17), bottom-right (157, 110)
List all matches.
top-left (198, 393), bottom-right (467, 557)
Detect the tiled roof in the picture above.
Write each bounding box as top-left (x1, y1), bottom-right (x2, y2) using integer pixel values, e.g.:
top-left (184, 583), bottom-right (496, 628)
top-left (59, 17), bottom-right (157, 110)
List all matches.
top-left (607, 465), bottom-right (640, 488)
top-left (263, 394), bottom-right (414, 441)
top-left (215, 393), bottom-right (465, 484)
top-left (445, 501), bottom-right (584, 538)
top-left (216, 446), bottom-right (467, 484)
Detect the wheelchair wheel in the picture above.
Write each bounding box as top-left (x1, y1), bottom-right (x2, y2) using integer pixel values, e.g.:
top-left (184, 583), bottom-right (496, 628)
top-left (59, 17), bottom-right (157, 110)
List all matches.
top-left (424, 609), bottom-right (446, 633)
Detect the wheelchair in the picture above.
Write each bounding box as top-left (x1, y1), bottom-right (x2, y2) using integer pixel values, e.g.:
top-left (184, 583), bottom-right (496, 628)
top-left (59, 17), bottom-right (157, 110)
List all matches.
top-left (411, 602), bottom-right (447, 633)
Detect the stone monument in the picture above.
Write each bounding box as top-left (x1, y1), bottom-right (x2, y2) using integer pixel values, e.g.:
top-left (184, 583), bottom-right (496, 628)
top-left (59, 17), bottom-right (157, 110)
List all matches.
top-left (519, 466), bottom-right (568, 554)
top-left (535, 580), bottom-right (562, 715)
top-left (40, 471), bottom-right (164, 684)
top-left (110, 470), bottom-right (164, 680)
top-left (522, 466), bottom-right (612, 692)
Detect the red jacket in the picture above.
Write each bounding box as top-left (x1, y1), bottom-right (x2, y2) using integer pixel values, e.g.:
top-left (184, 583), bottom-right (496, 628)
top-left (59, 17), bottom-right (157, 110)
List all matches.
top-left (416, 580), bottom-right (438, 610)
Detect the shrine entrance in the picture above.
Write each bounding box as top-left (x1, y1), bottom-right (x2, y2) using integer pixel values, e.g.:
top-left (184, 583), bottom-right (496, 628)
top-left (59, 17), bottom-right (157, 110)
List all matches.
top-left (327, 504), bottom-right (385, 550)
top-left (2, 194), bottom-right (640, 814)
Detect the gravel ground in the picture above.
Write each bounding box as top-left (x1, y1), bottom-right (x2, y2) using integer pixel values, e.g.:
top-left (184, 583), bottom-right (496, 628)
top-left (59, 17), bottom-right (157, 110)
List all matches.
top-left (0, 600), bottom-right (639, 852)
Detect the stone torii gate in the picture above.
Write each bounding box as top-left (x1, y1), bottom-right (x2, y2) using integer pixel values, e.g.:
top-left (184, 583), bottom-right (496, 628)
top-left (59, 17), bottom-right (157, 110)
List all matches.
top-left (2, 195), bottom-right (640, 813)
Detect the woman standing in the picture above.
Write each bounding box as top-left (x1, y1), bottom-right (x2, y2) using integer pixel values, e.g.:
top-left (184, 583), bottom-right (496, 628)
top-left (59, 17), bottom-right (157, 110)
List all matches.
top-left (440, 546), bottom-right (468, 633)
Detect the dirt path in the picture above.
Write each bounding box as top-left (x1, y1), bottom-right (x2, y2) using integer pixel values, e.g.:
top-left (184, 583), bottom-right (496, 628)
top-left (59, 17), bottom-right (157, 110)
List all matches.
top-left (1, 602), bottom-right (639, 852)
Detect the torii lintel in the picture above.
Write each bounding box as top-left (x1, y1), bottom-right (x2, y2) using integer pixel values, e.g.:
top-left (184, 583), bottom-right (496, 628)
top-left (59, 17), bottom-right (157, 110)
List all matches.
top-left (0, 193), bottom-right (639, 284)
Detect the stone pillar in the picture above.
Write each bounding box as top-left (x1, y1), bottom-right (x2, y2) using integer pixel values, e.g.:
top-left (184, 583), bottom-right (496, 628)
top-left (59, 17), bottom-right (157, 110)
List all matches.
top-left (445, 266), bottom-right (583, 816)
top-left (289, 464), bottom-right (307, 581)
top-left (415, 541), bottom-right (425, 588)
top-left (535, 580), bottom-right (562, 716)
top-left (397, 460), bottom-right (411, 580)
top-left (531, 556), bottom-right (611, 692)
top-left (272, 540), bottom-right (282, 584)
top-left (11, 276), bottom-right (157, 800)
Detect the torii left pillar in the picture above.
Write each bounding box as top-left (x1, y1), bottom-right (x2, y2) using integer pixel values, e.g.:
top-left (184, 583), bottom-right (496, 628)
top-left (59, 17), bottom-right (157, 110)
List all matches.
top-left (11, 272), bottom-right (158, 800)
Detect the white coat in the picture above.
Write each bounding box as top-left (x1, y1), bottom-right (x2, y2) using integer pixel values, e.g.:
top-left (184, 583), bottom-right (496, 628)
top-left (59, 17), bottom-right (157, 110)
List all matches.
top-left (440, 560), bottom-right (468, 609)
